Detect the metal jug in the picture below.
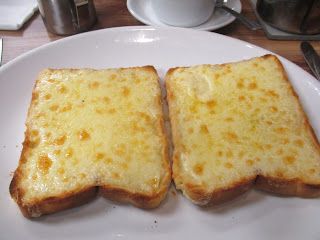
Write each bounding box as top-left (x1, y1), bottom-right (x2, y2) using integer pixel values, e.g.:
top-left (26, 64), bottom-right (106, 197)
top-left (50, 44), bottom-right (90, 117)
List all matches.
top-left (257, 0), bottom-right (320, 35)
top-left (37, 0), bottom-right (97, 35)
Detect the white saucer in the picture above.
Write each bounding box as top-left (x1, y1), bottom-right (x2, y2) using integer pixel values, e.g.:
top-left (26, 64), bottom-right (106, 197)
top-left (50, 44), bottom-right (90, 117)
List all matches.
top-left (127, 0), bottom-right (242, 31)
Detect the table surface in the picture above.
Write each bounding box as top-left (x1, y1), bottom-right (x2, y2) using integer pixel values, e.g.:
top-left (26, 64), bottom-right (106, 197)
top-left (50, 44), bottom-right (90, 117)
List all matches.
top-left (0, 0), bottom-right (319, 76)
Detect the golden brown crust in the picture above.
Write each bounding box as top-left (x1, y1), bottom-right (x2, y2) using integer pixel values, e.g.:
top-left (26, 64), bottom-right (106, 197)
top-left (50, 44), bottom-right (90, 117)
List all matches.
top-left (100, 180), bottom-right (170, 209)
top-left (182, 177), bottom-right (256, 206)
top-left (255, 175), bottom-right (320, 198)
top-left (9, 66), bottom-right (171, 218)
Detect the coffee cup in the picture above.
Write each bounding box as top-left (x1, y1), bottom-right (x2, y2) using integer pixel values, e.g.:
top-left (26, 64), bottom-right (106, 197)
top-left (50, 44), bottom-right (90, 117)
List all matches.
top-left (151, 0), bottom-right (216, 27)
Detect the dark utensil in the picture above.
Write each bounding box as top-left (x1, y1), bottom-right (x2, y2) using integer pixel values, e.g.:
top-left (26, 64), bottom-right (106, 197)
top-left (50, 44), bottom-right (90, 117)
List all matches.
top-left (216, 0), bottom-right (261, 30)
top-left (257, 0), bottom-right (320, 35)
top-left (301, 41), bottom-right (320, 80)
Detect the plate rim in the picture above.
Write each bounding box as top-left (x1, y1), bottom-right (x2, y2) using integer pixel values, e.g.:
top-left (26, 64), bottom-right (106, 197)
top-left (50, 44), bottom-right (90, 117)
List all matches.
top-left (0, 25), bottom-right (317, 83)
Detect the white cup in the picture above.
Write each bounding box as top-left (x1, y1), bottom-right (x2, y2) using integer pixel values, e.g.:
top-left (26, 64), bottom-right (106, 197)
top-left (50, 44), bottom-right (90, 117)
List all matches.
top-left (151, 0), bottom-right (216, 27)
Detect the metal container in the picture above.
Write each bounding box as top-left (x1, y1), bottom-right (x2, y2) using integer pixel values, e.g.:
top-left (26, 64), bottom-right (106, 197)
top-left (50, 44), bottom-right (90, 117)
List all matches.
top-left (37, 0), bottom-right (97, 35)
top-left (257, 0), bottom-right (320, 35)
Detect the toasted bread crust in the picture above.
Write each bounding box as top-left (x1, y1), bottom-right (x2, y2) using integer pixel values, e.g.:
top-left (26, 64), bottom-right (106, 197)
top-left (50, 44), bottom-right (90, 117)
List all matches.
top-left (166, 55), bottom-right (320, 206)
top-left (255, 175), bottom-right (320, 198)
top-left (9, 66), bottom-right (171, 218)
top-left (182, 177), bottom-right (256, 206)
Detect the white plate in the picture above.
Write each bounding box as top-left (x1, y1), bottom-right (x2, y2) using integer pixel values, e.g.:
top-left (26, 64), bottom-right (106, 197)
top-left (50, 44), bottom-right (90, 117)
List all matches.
top-left (127, 0), bottom-right (241, 31)
top-left (1, 26), bottom-right (320, 240)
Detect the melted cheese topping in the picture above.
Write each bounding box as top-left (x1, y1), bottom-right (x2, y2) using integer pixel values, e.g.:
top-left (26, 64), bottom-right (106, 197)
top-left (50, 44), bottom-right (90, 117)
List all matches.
top-left (168, 56), bottom-right (320, 191)
top-left (20, 67), bottom-right (168, 202)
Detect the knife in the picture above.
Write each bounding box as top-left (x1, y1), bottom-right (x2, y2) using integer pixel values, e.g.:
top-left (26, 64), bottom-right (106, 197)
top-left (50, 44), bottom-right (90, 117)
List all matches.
top-left (301, 41), bottom-right (320, 81)
top-left (0, 38), bottom-right (2, 67)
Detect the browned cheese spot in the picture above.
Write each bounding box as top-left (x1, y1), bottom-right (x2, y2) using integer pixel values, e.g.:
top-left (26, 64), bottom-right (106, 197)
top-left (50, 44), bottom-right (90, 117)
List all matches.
top-left (57, 168), bottom-right (65, 175)
top-left (54, 149), bottom-right (61, 155)
top-left (237, 81), bottom-right (244, 89)
top-left (248, 82), bottom-right (257, 90)
top-left (115, 144), bottom-right (126, 156)
top-left (225, 117), bottom-right (234, 122)
top-left (200, 124), bottom-right (209, 134)
top-left (108, 108), bottom-right (117, 114)
top-left (266, 90), bottom-right (279, 98)
top-left (79, 130), bottom-right (90, 141)
top-left (238, 95), bottom-right (245, 101)
top-left (89, 81), bottom-right (100, 89)
top-left (103, 96), bottom-right (110, 103)
top-left (54, 135), bottom-right (66, 145)
top-left (281, 138), bottom-right (290, 144)
top-left (309, 169), bottom-right (316, 174)
top-left (45, 132), bottom-right (52, 138)
top-left (189, 102), bottom-right (198, 113)
top-left (120, 162), bottom-right (128, 170)
top-left (217, 150), bottom-right (223, 157)
top-left (264, 144), bottom-right (272, 150)
top-left (246, 159), bottom-right (254, 166)
top-left (31, 130), bottom-right (39, 137)
top-left (65, 148), bottom-right (73, 158)
top-left (96, 152), bottom-right (105, 160)
top-left (95, 108), bottom-right (104, 114)
top-left (50, 105), bottom-right (59, 111)
top-left (58, 85), bottom-right (67, 94)
top-left (105, 157), bottom-right (113, 164)
top-left (270, 106), bottom-right (278, 112)
top-left (224, 162), bottom-right (233, 169)
top-left (193, 163), bottom-right (204, 175)
top-left (122, 87), bottom-right (131, 97)
top-left (266, 120), bottom-right (273, 125)
top-left (60, 103), bottom-right (72, 112)
top-left (283, 155), bottom-right (295, 165)
top-left (206, 100), bottom-right (216, 109)
top-left (38, 154), bottom-right (52, 174)
top-left (274, 127), bottom-right (287, 134)
top-left (112, 172), bottom-right (120, 179)
top-left (137, 112), bottom-right (152, 123)
top-left (294, 139), bottom-right (304, 148)
top-left (188, 127), bottom-right (194, 134)
top-left (44, 94), bottom-right (52, 100)
top-left (224, 131), bottom-right (238, 142)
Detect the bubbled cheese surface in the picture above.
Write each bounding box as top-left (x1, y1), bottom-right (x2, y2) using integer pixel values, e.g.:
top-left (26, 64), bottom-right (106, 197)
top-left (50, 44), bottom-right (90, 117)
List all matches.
top-left (167, 56), bottom-right (320, 192)
top-left (20, 67), bottom-right (168, 203)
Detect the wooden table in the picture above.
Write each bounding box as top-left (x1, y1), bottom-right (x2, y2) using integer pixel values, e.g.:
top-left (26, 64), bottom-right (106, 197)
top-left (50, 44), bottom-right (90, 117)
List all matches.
top-left (1, 0), bottom-right (319, 75)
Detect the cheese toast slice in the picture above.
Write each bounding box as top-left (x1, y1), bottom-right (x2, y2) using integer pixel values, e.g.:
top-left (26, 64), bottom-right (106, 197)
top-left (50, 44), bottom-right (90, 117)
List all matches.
top-left (10, 66), bottom-right (171, 217)
top-left (166, 55), bottom-right (320, 205)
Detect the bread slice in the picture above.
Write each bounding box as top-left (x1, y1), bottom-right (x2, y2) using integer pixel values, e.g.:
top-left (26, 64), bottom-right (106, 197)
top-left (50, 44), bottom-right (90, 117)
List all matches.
top-left (10, 66), bottom-right (171, 218)
top-left (165, 55), bottom-right (320, 205)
